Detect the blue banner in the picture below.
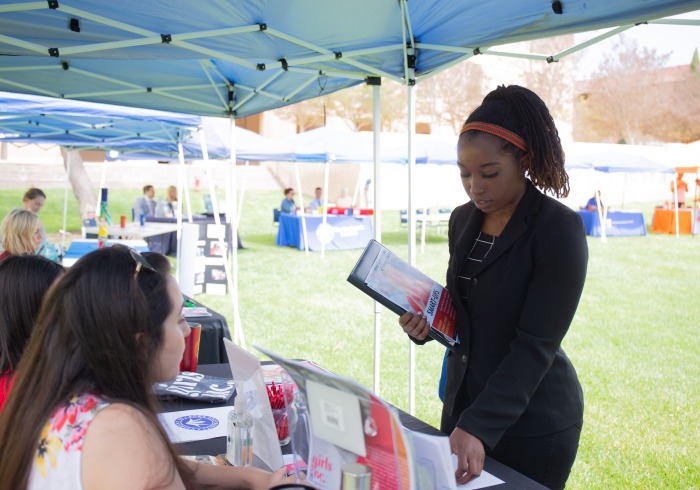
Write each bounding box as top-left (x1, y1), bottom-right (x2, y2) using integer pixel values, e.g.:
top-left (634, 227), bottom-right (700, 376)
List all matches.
top-left (277, 214), bottom-right (374, 251)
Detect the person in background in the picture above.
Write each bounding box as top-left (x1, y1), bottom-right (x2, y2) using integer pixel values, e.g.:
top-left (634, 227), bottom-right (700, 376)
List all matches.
top-left (133, 184), bottom-right (156, 221)
top-left (334, 186), bottom-right (353, 208)
top-left (22, 187), bottom-right (47, 242)
top-left (581, 190), bottom-right (604, 211)
top-left (0, 247), bottom-right (290, 489)
top-left (155, 185), bottom-right (179, 218)
top-left (0, 255), bottom-right (64, 414)
top-left (0, 209), bottom-right (43, 261)
top-left (280, 187), bottom-right (297, 215)
top-left (670, 173), bottom-right (688, 207)
top-left (22, 188), bottom-right (46, 214)
top-left (166, 185), bottom-right (178, 217)
top-left (306, 187), bottom-right (324, 213)
top-left (399, 85), bottom-right (587, 489)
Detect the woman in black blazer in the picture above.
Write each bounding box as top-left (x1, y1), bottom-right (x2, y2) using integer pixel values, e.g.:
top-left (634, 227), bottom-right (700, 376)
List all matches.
top-left (400, 85), bottom-right (587, 489)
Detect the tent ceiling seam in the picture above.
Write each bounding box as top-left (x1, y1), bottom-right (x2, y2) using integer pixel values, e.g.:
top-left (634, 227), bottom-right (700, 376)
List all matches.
top-left (199, 60), bottom-right (230, 113)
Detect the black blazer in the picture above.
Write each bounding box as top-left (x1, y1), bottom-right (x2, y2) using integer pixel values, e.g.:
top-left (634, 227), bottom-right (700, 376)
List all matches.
top-left (441, 181), bottom-right (587, 450)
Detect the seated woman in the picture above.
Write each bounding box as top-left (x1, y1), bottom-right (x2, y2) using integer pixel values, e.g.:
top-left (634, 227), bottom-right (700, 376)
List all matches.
top-left (280, 188), bottom-right (297, 215)
top-left (581, 190), bottom-right (604, 212)
top-left (22, 188), bottom-right (47, 242)
top-left (0, 208), bottom-right (44, 262)
top-left (0, 247), bottom-right (289, 489)
top-left (0, 255), bottom-right (64, 413)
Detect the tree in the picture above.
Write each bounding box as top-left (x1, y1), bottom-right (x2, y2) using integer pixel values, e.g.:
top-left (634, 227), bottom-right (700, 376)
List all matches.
top-left (522, 35), bottom-right (576, 122)
top-left (270, 96), bottom-right (329, 132)
top-left (417, 62), bottom-right (486, 134)
top-left (573, 35), bottom-right (672, 144)
top-left (270, 80), bottom-right (407, 132)
top-left (61, 148), bottom-right (96, 219)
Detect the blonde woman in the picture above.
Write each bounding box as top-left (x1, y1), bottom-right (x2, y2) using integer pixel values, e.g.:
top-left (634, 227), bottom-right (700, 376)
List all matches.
top-left (0, 209), bottom-right (43, 262)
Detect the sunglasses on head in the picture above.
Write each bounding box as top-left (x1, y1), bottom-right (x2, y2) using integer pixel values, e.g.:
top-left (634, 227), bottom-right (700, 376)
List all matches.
top-left (129, 248), bottom-right (156, 279)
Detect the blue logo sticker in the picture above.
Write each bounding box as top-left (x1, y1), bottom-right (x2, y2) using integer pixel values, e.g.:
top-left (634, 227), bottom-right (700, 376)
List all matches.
top-left (174, 415), bottom-right (220, 431)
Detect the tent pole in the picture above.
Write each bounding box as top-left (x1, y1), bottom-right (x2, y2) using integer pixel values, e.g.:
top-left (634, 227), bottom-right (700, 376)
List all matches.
top-left (320, 161), bottom-right (330, 258)
top-left (407, 81), bottom-right (417, 416)
top-left (228, 118), bottom-right (243, 348)
top-left (674, 177), bottom-right (679, 238)
top-left (176, 139), bottom-right (185, 281)
top-left (61, 149), bottom-right (72, 250)
top-left (352, 171), bottom-right (362, 207)
top-left (372, 82), bottom-right (382, 396)
top-left (294, 162), bottom-right (310, 256)
top-left (596, 188), bottom-right (606, 243)
top-left (183, 163), bottom-right (194, 224)
top-left (199, 130), bottom-right (245, 348)
top-left (321, 160), bottom-right (330, 256)
top-left (237, 161), bottom-right (249, 225)
top-left (621, 173), bottom-right (627, 209)
top-left (95, 159), bottom-right (107, 218)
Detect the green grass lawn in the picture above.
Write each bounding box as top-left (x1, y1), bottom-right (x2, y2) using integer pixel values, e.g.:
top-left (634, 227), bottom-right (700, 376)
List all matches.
top-left (2, 188), bottom-right (698, 488)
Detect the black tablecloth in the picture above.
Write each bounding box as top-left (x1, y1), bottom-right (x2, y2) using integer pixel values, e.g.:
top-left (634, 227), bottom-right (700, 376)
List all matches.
top-left (162, 364), bottom-right (547, 490)
top-left (183, 298), bottom-right (231, 365)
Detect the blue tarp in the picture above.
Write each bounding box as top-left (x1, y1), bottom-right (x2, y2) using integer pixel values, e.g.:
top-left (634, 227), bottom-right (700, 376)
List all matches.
top-left (0, 1), bottom-right (698, 118)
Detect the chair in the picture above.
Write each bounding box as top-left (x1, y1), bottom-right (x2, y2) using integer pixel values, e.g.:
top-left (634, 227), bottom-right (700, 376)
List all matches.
top-left (273, 208), bottom-right (281, 223)
top-left (399, 208), bottom-right (426, 227)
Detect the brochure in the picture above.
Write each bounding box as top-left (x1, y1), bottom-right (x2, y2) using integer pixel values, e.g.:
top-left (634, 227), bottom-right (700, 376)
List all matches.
top-left (347, 239), bottom-right (458, 351)
top-left (255, 347), bottom-right (503, 490)
top-left (255, 346), bottom-right (413, 489)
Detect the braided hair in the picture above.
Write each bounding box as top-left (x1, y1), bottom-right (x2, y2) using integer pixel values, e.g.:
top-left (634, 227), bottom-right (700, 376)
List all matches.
top-left (462, 85), bottom-right (569, 198)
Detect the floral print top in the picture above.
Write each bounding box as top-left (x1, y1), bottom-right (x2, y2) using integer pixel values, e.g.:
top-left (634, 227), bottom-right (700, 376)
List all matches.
top-left (28, 393), bottom-right (109, 490)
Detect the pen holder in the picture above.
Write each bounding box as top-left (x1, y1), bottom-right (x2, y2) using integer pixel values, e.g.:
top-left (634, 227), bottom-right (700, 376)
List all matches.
top-left (272, 407), bottom-right (290, 446)
top-left (267, 382), bottom-right (292, 446)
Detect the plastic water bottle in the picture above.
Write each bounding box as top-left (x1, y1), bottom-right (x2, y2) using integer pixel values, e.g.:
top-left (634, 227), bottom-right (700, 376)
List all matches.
top-left (226, 383), bottom-right (253, 467)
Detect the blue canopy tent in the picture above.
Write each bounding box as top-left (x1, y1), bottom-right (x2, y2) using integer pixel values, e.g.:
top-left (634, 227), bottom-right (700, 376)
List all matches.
top-left (0, 92), bottom-right (295, 348)
top-left (0, 90), bottom-right (205, 257)
top-left (0, 91), bottom-right (294, 161)
top-left (0, 2), bottom-right (697, 117)
top-left (567, 150), bottom-right (675, 241)
top-left (1, 0), bottom-right (699, 404)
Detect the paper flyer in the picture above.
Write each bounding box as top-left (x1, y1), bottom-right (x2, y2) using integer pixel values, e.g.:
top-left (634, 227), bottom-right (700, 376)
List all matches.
top-left (158, 406), bottom-right (230, 443)
top-left (223, 339), bottom-right (285, 472)
top-left (407, 429), bottom-right (504, 490)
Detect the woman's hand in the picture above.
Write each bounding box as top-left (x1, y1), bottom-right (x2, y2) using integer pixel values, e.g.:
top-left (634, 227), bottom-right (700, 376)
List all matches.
top-left (450, 427), bottom-right (485, 485)
top-left (398, 312), bottom-right (429, 340)
top-left (241, 467), bottom-right (293, 490)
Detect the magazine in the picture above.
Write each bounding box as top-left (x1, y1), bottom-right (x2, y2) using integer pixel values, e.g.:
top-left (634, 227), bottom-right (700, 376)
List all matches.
top-left (347, 239), bottom-right (458, 351)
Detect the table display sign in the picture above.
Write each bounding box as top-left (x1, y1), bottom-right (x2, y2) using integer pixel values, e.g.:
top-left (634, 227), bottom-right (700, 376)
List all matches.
top-left (192, 222), bottom-right (230, 295)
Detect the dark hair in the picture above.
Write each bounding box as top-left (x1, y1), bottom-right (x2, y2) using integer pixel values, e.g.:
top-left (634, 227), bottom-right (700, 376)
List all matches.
top-left (0, 255), bottom-right (64, 376)
top-left (0, 247), bottom-right (193, 488)
top-left (143, 184), bottom-right (154, 194)
top-left (462, 85), bottom-right (569, 198)
top-left (23, 188), bottom-right (46, 201)
top-left (284, 187), bottom-right (294, 195)
top-left (143, 251), bottom-right (172, 274)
